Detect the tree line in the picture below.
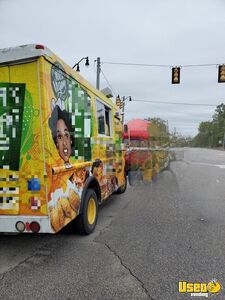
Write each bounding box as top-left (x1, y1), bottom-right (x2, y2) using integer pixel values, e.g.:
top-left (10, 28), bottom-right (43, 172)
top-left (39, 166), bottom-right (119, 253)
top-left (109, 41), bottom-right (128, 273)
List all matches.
top-left (146, 104), bottom-right (225, 148)
top-left (193, 103), bottom-right (225, 148)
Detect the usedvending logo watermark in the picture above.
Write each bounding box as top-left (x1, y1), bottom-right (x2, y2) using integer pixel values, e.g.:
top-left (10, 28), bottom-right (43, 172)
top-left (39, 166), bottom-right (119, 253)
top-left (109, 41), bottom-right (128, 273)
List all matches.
top-left (178, 280), bottom-right (221, 297)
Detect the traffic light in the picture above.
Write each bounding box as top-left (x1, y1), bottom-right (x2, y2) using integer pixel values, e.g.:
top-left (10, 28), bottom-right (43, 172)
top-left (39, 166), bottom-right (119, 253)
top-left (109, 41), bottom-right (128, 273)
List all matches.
top-left (116, 95), bottom-right (121, 106)
top-left (119, 100), bottom-right (124, 109)
top-left (172, 67), bottom-right (180, 84)
top-left (218, 64), bottom-right (225, 83)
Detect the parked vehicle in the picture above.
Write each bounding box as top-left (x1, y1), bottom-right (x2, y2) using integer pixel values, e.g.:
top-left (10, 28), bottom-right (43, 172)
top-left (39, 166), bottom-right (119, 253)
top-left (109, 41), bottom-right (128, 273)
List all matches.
top-left (123, 119), bottom-right (170, 184)
top-left (0, 44), bottom-right (126, 234)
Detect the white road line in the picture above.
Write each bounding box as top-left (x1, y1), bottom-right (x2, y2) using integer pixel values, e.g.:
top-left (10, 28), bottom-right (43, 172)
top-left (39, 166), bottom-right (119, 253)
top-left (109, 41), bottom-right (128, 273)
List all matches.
top-left (187, 161), bottom-right (225, 169)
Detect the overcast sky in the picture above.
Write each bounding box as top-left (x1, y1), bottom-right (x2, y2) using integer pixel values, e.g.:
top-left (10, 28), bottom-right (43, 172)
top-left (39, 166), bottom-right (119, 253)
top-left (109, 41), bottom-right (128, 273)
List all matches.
top-left (1, 0), bottom-right (225, 136)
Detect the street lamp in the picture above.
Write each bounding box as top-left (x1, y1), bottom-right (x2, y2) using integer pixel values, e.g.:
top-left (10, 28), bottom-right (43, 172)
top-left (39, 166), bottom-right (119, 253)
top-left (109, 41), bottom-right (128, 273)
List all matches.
top-left (72, 56), bottom-right (89, 72)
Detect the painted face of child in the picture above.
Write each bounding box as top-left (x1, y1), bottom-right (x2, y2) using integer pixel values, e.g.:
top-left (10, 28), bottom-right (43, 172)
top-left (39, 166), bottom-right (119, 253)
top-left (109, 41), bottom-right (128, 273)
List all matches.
top-left (56, 119), bottom-right (72, 163)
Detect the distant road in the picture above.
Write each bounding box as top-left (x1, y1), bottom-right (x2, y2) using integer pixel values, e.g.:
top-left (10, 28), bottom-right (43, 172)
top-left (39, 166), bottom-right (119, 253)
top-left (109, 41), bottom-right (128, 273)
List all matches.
top-left (1, 148), bottom-right (225, 299)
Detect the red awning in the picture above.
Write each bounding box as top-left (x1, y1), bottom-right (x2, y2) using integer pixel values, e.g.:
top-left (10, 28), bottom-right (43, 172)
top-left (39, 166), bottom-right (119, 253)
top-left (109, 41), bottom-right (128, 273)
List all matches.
top-left (123, 119), bottom-right (150, 140)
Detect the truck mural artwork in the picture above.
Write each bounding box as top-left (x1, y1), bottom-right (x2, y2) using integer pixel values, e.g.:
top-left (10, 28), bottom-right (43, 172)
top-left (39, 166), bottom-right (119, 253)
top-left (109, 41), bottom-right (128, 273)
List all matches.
top-left (0, 44), bottom-right (170, 235)
top-left (0, 44), bottom-right (126, 234)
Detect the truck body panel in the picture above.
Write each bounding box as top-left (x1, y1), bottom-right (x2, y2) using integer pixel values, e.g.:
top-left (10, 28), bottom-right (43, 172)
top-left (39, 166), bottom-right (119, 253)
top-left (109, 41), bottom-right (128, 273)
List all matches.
top-left (0, 44), bottom-right (125, 233)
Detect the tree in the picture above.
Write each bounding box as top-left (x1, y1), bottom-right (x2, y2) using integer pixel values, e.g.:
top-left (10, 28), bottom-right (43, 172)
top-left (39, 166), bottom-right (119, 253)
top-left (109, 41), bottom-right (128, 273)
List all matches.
top-left (147, 117), bottom-right (169, 146)
top-left (212, 103), bottom-right (225, 145)
top-left (193, 103), bottom-right (225, 148)
top-left (193, 121), bottom-right (213, 147)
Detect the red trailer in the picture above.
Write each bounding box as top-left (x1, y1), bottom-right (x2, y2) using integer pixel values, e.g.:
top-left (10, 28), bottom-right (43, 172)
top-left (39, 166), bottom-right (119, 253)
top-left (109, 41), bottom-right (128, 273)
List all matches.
top-left (123, 119), bottom-right (153, 183)
top-left (123, 119), bottom-right (170, 184)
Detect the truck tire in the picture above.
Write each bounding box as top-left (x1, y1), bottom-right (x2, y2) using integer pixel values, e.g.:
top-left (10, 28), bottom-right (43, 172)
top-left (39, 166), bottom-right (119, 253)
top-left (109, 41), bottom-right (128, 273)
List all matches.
top-left (164, 160), bottom-right (170, 171)
top-left (115, 174), bottom-right (127, 194)
top-left (74, 189), bottom-right (98, 235)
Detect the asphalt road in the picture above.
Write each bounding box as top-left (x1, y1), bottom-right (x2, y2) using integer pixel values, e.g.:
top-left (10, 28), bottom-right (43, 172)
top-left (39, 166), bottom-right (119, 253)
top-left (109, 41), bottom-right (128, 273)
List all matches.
top-left (1, 148), bottom-right (225, 300)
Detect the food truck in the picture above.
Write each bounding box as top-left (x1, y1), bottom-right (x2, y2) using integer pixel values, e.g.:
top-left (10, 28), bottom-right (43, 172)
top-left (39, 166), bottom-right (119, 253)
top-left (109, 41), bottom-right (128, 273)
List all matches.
top-left (0, 44), bottom-right (126, 234)
top-left (123, 119), bottom-right (169, 184)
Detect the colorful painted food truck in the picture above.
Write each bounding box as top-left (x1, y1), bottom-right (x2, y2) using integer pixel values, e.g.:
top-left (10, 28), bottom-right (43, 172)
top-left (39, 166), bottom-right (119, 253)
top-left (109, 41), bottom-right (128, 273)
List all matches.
top-left (0, 44), bottom-right (126, 234)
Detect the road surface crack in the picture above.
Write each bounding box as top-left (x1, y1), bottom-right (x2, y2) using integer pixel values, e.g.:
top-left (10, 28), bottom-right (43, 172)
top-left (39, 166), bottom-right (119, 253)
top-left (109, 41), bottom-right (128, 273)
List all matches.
top-left (0, 253), bottom-right (35, 281)
top-left (93, 209), bottom-right (155, 299)
top-left (0, 240), bottom-right (61, 281)
top-left (103, 242), bottom-right (155, 300)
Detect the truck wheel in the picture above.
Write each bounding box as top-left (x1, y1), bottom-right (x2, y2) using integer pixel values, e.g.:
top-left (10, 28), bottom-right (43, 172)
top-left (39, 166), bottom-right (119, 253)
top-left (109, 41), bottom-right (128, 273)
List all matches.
top-left (164, 161), bottom-right (170, 171)
top-left (116, 174), bottom-right (127, 194)
top-left (74, 189), bottom-right (98, 235)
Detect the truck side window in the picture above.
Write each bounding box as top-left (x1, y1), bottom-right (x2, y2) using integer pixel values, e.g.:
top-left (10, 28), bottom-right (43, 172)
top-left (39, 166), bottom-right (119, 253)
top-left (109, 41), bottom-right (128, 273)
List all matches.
top-left (96, 100), bottom-right (105, 135)
top-left (96, 100), bottom-right (112, 136)
top-left (105, 108), bottom-right (110, 136)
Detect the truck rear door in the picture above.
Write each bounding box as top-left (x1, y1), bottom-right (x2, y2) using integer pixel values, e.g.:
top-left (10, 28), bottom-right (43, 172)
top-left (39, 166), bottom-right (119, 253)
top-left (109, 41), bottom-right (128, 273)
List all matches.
top-left (0, 61), bottom-right (47, 216)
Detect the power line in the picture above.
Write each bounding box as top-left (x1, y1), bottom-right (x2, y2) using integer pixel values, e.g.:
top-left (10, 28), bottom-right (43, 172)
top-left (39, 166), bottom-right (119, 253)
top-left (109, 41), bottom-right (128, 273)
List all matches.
top-left (100, 67), bottom-right (118, 97)
top-left (101, 61), bottom-right (221, 68)
top-left (132, 99), bottom-right (218, 107)
top-left (102, 62), bottom-right (170, 68)
top-left (93, 59), bottom-right (116, 94)
top-left (96, 58), bottom-right (223, 107)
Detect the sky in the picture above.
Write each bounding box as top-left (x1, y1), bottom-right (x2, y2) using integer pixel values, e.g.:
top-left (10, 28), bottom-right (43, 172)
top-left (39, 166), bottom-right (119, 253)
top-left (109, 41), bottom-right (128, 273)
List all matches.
top-left (1, 0), bottom-right (225, 136)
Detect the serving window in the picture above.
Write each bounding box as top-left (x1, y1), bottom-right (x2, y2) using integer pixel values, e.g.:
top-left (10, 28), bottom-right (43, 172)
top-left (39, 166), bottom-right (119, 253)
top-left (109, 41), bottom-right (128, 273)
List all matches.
top-left (96, 99), bottom-right (112, 136)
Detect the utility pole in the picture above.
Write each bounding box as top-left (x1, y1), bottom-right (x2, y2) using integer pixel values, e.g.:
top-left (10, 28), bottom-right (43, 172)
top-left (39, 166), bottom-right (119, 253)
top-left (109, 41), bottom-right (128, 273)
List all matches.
top-left (96, 57), bottom-right (101, 90)
top-left (121, 96), bottom-right (131, 125)
top-left (122, 96), bottom-right (125, 124)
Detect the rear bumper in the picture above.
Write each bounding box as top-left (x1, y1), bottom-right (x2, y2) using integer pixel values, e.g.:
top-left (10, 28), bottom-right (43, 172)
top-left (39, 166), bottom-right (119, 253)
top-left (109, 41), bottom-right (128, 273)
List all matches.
top-left (0, 215), bottom-right (53, 233)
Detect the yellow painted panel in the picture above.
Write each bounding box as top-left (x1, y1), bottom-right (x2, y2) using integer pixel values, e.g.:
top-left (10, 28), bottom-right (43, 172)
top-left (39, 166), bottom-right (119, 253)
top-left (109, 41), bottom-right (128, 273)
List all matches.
top-left (0, 61), bottom-right (47, 216)
top-left (0, 66), bottom-right (9, 81)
